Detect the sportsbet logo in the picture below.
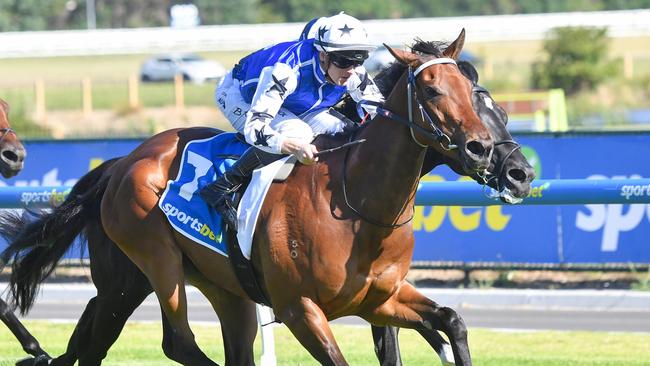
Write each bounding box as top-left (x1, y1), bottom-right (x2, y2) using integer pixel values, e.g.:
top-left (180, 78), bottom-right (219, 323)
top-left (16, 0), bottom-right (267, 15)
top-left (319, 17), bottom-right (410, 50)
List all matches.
top-left (161, 202), bottom-right (222, 243)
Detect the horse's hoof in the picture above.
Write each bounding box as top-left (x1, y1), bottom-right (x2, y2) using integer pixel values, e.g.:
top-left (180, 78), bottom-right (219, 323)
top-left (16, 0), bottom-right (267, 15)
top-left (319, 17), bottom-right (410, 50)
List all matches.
top-left (16, 355), bottom-right (51, 366)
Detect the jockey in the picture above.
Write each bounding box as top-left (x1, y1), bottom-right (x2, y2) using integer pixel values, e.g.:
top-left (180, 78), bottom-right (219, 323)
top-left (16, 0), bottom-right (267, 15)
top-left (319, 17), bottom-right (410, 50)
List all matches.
top-left (200, 12), bottom-right (384, 230)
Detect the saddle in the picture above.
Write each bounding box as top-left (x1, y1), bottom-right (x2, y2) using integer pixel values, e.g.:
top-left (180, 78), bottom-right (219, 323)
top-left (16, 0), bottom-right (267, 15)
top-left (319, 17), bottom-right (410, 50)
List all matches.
top-left (223, 156), bottom-right (296, 308)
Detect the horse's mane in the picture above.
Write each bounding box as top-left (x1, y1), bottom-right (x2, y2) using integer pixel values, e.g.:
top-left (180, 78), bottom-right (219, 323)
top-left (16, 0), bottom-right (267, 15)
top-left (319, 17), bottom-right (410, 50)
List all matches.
top-left (375, 39), bottom-right (447, 98)
top-left (317, 39), bottom-right (450, 148)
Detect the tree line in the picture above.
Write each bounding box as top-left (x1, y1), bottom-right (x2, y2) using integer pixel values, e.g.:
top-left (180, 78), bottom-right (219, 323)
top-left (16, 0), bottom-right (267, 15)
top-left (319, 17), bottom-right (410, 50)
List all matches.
top-left (1, 0), bottom-right (649, 31)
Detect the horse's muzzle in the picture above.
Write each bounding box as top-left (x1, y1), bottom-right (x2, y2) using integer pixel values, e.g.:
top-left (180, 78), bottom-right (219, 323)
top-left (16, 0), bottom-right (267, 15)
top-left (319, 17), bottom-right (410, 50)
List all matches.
top-left (463, 139), bottom-right (493, 172)
top-left (0, 145), bottom-right (26, 178)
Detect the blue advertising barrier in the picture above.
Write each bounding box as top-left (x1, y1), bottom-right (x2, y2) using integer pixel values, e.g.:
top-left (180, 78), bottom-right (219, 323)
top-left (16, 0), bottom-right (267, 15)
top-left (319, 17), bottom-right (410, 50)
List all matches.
top-left (0, 133), bottom-right (649, 264)
top-left (415, 179), bottom-right (650, 206)
top-left (5, 179), bottom-right (650, 209)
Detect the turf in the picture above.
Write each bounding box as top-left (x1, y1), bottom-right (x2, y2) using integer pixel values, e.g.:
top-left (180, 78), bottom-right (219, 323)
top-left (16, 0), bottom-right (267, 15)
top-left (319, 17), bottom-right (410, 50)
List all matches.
top-left (1, 321), bottom-right (650, 365)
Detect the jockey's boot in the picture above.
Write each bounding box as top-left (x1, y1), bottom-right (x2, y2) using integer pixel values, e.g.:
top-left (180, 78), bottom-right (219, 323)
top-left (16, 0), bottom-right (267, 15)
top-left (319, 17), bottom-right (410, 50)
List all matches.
top-left (200, 147), bottom-right (282, 231)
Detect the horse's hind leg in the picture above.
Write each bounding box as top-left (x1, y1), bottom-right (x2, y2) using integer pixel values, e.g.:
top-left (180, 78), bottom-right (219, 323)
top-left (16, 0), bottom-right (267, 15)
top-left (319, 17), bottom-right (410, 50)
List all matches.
top-left (189, 277), bottom-right (258, 366)
top-left (0, 298), bottom-right (49, 358)
top-left (113, 232), bottom-right (218, 366)
top-left (371, 325), bottom-right (454, 366)
top-left (417, 328), bottom-right (455, 365)
top-left (363, 283), bottom-right (472, 366)
top-left (75, 285), bottom-right (152, 365)
top-left (48, 221), bottom-right (153, 366)
top-left (276, 297), bottom-right (348, 365)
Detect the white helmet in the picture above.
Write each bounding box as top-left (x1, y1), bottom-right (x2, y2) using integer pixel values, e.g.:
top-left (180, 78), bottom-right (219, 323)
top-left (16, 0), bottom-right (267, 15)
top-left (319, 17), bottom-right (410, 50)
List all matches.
top-left (314, 13), bottom-right (376, 57)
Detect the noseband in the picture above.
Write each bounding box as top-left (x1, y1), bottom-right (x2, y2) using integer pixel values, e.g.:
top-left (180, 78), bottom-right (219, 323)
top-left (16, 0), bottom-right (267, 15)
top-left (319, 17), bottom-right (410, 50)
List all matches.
top-left (471, 86), bottom-right (522, 194)
top-left (0, 128), bottom-right (16, 145)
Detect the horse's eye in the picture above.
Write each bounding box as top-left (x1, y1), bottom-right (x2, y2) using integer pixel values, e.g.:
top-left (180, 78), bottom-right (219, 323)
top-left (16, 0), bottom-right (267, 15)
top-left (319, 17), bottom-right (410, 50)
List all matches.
top-left (425, 86), bottom-right (440, 98)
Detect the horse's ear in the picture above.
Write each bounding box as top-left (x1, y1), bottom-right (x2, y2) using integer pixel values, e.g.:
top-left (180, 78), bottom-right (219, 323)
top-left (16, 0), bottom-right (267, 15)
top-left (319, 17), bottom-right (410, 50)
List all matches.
top-left (384, 44), bottom-right (420, 67)
top-left (443, 28), bottom-right (466, 60)
top-left (0, 99), bottom-right (8, 115)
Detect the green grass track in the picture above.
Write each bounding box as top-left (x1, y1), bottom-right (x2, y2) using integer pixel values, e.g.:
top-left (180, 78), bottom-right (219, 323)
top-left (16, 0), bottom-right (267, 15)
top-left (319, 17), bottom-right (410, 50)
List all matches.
top-left (2, 321), bottom-right (650, 365)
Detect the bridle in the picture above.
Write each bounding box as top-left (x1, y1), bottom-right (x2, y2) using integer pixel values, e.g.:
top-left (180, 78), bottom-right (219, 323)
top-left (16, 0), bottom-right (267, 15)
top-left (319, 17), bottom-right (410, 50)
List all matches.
top-left (471, 85), bottom-right (522, 196)
top-left (344, 57), bottom-right (461, 228)
top-left (0, 128), bottom-right (16, 145)
top-left (358, 57), bottom-right (459, 152)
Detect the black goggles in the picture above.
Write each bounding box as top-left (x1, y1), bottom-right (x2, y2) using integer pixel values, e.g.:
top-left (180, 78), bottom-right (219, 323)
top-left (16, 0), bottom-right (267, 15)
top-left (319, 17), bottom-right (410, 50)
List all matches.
top-left (329, 52), bottom-right (367, 69)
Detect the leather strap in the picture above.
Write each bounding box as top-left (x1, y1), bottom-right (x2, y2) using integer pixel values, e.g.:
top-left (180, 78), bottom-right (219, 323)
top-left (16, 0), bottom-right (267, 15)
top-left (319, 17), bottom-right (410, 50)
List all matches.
top-left (224, 190), bottom-right (273, 307)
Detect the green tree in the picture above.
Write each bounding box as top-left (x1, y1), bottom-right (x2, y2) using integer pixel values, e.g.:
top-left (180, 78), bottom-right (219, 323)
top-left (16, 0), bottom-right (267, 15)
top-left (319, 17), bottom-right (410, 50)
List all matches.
top-left (531, 26), bottom-right (618, 95)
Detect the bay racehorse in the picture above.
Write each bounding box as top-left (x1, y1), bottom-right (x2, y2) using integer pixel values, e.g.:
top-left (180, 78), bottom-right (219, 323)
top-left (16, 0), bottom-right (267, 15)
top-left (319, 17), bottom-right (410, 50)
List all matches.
top-left (3, 31), bottom-right (492, 365)
top-left (0, 98), bottom-right (46, 362)
top-left (3, 57), bottom-right (532, 366)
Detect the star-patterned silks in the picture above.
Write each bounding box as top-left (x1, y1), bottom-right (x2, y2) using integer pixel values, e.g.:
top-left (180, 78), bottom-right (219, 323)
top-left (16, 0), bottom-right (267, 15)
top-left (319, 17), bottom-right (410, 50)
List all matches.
top-left (269, 75), bottom-right (289, 97)
top-left (318, 26), bottom-right (328, 40)
top-left (250, 110), bottom-right (274, 123)
top-left (254, 126), bottom-right (272, 147)
top-left (358, 72), bottom-right (372, 92)
top-left (338, 24), bottom-right (353, 37)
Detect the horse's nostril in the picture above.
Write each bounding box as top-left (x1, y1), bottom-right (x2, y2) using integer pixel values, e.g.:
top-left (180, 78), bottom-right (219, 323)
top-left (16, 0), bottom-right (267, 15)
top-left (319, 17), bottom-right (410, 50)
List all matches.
top-left (466, 140), bottom-right (485, 157)
top-left (508, 168), bottom-right (527, 183)
top-left (2, 149), bottom-right (18, 163)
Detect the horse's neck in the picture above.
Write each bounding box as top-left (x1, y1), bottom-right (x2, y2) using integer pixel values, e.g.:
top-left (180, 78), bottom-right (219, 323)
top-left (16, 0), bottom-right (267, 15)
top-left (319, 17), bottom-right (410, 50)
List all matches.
top-left (346, 71), bottom-right (426, 224)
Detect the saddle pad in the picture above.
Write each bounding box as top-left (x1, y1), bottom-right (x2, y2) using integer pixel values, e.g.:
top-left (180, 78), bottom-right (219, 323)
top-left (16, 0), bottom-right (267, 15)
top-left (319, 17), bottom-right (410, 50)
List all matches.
top-left (237, 156), bottom-right (291, 259)
top-left (159, 133), bottom-right (248, 256)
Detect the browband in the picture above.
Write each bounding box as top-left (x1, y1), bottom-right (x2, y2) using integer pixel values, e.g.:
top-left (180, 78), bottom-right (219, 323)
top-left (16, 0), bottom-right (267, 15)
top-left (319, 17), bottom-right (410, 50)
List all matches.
top-left (413, 57), bottom-right (457, 77)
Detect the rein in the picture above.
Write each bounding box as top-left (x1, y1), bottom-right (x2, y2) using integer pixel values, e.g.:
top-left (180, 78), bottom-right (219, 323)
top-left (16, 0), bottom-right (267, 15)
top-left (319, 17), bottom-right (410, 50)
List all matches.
top-left (341, 129), bottom-right (415, 228)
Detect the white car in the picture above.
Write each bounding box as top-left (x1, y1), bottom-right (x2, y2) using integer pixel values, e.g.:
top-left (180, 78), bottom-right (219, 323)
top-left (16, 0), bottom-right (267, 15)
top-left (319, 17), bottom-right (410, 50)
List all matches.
top-left (140, 54), bottom-right (226, 84)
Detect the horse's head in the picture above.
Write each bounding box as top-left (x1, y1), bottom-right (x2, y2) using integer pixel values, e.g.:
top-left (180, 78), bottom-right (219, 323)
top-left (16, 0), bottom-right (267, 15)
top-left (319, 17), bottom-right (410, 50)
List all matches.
top-left (457, 61), bottom-right (535, 202)
top-left (423, 61), bottom-right (535, 202)
top-left (384, 29), bottom-right (494, 173)
top-left (0, 99), bottom-right (26, 178)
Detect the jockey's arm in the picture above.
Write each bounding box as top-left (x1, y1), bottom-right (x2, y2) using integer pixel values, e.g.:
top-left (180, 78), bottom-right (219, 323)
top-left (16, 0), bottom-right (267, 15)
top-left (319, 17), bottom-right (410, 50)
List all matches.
top-left (243, 63), bottom-right (297, 154)
top-left (346, 66), bottom-right (385, 120)
top-left (242, 63), bottom-right (318, 163)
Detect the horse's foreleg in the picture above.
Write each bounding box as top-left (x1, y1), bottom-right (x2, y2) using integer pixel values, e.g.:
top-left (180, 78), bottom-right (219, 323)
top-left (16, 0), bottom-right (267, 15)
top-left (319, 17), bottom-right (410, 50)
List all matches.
top-left (276, 297), bottom-right (348, 366)
top-left (371, 325), bottom-right (403, 366)
top-left (363, 283), bottom-right (471, 366)
top-left (0, 298), bottom-right (49, 358)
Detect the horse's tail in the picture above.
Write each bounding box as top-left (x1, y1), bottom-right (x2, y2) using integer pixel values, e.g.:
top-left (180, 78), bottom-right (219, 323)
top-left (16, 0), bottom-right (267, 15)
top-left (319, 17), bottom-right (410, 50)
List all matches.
top-left (0, 158), bottom-right (120, 314)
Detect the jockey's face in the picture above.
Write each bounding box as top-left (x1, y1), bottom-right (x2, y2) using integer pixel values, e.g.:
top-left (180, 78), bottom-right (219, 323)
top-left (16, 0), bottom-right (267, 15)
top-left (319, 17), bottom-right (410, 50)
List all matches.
top-left (319, 52), bottom-right (355, 86)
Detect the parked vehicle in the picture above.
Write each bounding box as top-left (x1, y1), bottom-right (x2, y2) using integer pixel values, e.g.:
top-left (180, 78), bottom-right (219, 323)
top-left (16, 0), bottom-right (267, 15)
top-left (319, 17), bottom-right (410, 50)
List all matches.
top-left (140, 54), bottom-right (226, 84)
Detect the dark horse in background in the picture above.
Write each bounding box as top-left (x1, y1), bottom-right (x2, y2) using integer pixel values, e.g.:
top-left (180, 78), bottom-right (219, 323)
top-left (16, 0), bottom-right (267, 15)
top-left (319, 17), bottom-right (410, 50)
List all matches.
top-left (0, 100), bottom-right (26, 177)
top-left (369, 43), bottom-right (535, 366)
top-left (3, 32), bottom-right (531, 365)
top-left (0, 98), bottom-right (44, 360)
